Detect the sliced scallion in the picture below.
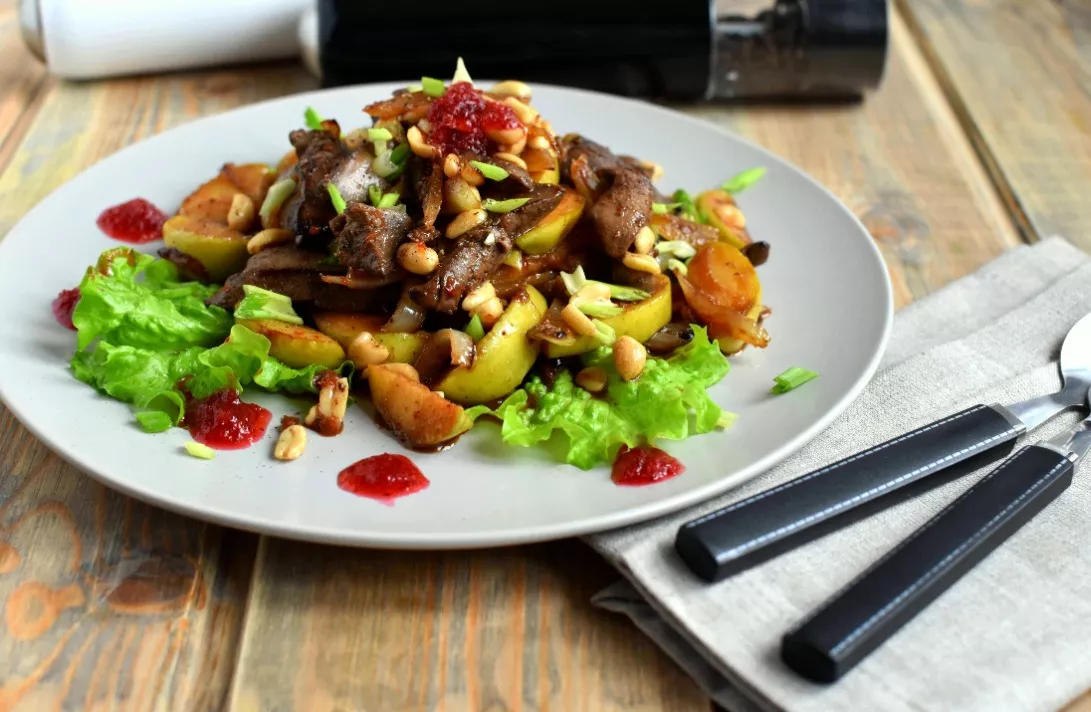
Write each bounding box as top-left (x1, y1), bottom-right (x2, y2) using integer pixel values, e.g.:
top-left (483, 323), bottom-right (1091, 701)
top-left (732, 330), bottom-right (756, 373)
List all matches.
top-left (578, 301), bottom-right (624, 319)
top-left (259, 178), bottom-right (296, 224)
top-left (327, 183), bottom-right (347, 214)
top-left (377, 191), bottom-right (400, 208)
top-left (561, 266), bottom-right (588, 296)
top-left (593, 320), bottom-right (616, 345)
top-left (657, 240), bottom-right (697, 260)
top-left (770, 367), bottom-right (819, 394)
top-left (652, 202), bottom-right (681, 214)
top-left (372, 150), bottom-right (399, 178)
top-left (421, 76), bottom-right (446, 97)
top-left (465, 313), bottom-right (485, 341)
top-left (452, 56), bottom-right (473, 85)
top-left (721, 167), bottom-right (766, 194)
top-left (716, 411), bottom-right (739, 429)
top-left (406, 83), bottom-right (423, 93)
top-left (304, 106), bottom-right (323, 131)
top-left (367, 127), bottom-right (393, 141)
top-left (598, 282), bottom-right (650, 301)
top-left (666, 258), bottom-right (688, 276)
top-left (184, 441), bottom-right (216, 460)
top-left (470, 161), bottom-right (509, 181)
top-left (482, 197), bottom-right (529, 213)
top-left (390, 142), bottom-right (411, 164)
top-left (368, 184), bottom-right (382, 207)
top-left (672, 188), bottom-right (703, 223)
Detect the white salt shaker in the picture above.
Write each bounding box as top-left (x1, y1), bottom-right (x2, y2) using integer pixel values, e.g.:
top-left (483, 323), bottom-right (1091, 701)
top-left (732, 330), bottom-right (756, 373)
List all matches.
top-left (19, 0), bottom-right (313, 80)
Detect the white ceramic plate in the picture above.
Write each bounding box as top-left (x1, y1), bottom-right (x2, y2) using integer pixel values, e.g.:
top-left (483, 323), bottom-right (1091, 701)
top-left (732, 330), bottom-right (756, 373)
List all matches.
top-left (0, 83), bottom-right (892, 548)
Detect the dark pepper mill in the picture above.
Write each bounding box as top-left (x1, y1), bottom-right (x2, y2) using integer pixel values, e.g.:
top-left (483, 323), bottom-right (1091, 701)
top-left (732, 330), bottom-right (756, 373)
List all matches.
top-left (317, 0), bottom-right (888, 100)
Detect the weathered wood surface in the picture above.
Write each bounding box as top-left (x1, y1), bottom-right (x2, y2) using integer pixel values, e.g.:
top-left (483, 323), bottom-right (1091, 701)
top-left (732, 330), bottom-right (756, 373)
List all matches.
top-left (900, 0), bottom-right (1091, 247)
top-left (0, 2), bottom-right (1072, 709)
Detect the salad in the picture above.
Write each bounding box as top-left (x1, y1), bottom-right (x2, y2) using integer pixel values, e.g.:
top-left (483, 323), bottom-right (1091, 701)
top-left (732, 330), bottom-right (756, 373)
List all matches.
top-left (61, 60), bottom-right (774, 475)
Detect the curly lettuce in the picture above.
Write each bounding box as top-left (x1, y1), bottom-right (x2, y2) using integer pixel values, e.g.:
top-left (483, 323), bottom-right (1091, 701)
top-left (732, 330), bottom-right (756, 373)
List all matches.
top-left (472, 326), bottom-right (733, 469)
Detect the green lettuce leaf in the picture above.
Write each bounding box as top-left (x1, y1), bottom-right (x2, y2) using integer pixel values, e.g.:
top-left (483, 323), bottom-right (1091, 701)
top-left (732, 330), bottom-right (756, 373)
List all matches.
top-left (72, 250), bottom-right (231, 352)
top-left (234, 285), bottom-right (304, 325)
top-left (474, 326), bottom-right (733, 469)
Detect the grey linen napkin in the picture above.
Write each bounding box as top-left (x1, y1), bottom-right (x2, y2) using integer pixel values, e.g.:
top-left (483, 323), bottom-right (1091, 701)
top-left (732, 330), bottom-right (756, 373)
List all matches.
top-left (587, 237), bottom-right (1091, 712)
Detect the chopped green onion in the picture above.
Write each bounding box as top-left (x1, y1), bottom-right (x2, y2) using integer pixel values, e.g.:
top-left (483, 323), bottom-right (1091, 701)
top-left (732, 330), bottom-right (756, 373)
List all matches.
top-left (470, 161), bottom-right (509, 181)
top-left (367, 127), bottom-right (393, 141)
top-left (599, 282), bottom-right (650, 301)
top-left (184, 441), bottom-right (216, 460)
top-left (406, 83), bottom-right (423, 93)
top-left (593, 320), bottom-right (616, 345)
top-left (135, 411), bottom-right (172, 433)
top-left (666, 259), bottom-right (688, 276)
top-left (559, 266), bottom-right (651, 301)
top-left (327, 183), bottom-right (347, 214)
top-left (372, 150), bottom-right (399, 178)
top-left (465, 313), bottom-right (485, 341)
top-left (721, 167), bottom-right (766, 194)
top-left (304, 106), bottom-right (323, 131)
top-left (452, 56), bottom-right (473, 85)
top-left (656, 240), bottom-right (697, 260)
top-left (368, 184), bottom-right (382, 207)
top-left (652, 202), bottom-right (681, 214)
top-left (390, 142), bottom-right (411, 164)
top-left (421, 76), bottom-right (446, 97)
top-left (502, 249), bottom-right (524, 269)
top-left (235, 284), bottom-right (304, 325)
top-left (377, 191), bottom-right (400, 208)
top-left (482, 197), bottom-right (529, 213)
top-left (770, 367), bottom-right (819, 394)
top-left (672, 188), bottom-right (703, 223)
top-left (259, 178), bottom-right (296, 224)
top-left (716, 411), bottom-right (738, 429)
top-left (561, 266), bottom-right (588, 296)
top-left (578, 301), bottom-right (624, 319)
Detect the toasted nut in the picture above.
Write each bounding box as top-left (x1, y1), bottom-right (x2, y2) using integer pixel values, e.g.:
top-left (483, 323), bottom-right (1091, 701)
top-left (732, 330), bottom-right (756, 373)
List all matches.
top-left (274, 424), bottom-right (307, 461)
top-left (460, 162), bottom-right (485, 187)
top-left (527, 135), bottom-right (552, 151)
top-left (504, 136), bottom-right (527, 155)
top-left (227, 193), bottom-right (255, 232)
top-left (443, 176), bottom-right (481, 213)
top-left (407, 125), bottom-right (435, 159)
top-left (416, 118), bottom-right (433, 133)
top-left (462, 282), bottom-right (497, 312)
top-left (633, 225), bottom-right (656, 255)
top-left (443, 153), bottom-right (461, 178)
top-left (247, 228), bottom-right (294, 254)
top-left (539, 119), bottom-right (556, 137)
top-left (316, 376), bottom-right (350, 423)
top-left (398, 242), bottom-right (439, 275)
top-left (576, 283), bottom-right (612, 302)
top-left (503, 96), bottom-right (539, 125)
top-left (303, 405), bottom-right (319, 427)
top-left (622, 252), bottom-right (662, 274)
top-left (484, 125), bottom-right (526, 146)
top-left (613, 336), bottom-right (647, 381)
top-left (562, 302), bottom-right (598, 337)
top-left (473, 297), bottom-right (504, 327)
top-left (494, 152), bottom-right (527, 170)
top-left (641, 160), bottom-right (664, 182)
top-left (348, 331), bottom-right (390, 367)
top-left (446, 208), bottom-right (487, 238)
top-left (715, 204), bottom-right (746, 229)
top-left (490, 80), bottom-right (532, 100)
top-left (575, 366), bottom-right (608, 393)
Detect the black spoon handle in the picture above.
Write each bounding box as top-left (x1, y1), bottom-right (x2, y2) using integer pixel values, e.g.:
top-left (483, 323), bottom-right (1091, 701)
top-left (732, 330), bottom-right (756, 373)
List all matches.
top-left (675, 405), bottom-right (1022, 582)
top-left (781, 444), bottom-right (1074, 683)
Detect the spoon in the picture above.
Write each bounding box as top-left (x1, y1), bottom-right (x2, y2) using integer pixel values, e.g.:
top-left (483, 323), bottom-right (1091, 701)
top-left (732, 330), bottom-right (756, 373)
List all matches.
top-left (676, 312), bottom-right (1091, 582)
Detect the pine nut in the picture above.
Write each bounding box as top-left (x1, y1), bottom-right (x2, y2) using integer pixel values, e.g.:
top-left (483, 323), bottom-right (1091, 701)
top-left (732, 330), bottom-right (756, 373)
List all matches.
top-left (484, 126), bottom-right (526, 146)
top-left (715, 204), bottom-right (746, 229)
top-left (633, 225), bottom-right (656, 255)
top-left (303, 405), bottom-right (319, 427)
top-left (443, 176), bottom-right (481, 213)
top-left (348, 332), bottom-right (390, 367)
top-left (460, 162), bottom-right (485, 187)
top-left (527, 135), bottom-right (551, 151)
top-left (502, 96), bottom-right (538, 124)
top-left (504, 136), bottom-right (527, 155)
top-left (446, 208), bottom-right (487, 238)
top-left (562, 302), bottom-right (598, 337)
top-left (416, 118), bottom-right (433, 133)
top-left (462, 282), bottom-right (497, 312)
top-left (407, 125), bottom-right (435, 159)
top-left (247, 228), bottom-right (294, 254)
top-left (330, 377), bottom-right (349, 420)
top-left (489, 80), bottom-right (532, 100)
top-left (576, 283), bottom-right (612, 302)
top-left (227, 193), bottom-right (255, 232)
top-left (575, 366), bottom-right (607, 393)
top-left (641, 160), bottom-right (664, 182)
top-left (443, 153), bottom-right (461, 178)
top-left (397, 242), bottom-right (439, 275)
top-left (274, 424), bottom-right (307, 461)
top-left (613, 336), bottom-right (647, 382)
top-left (473, 297), bottom-right (504, 327)
top-left (622, 252), bottom-right (662, 274)
top-left (494, 152), bottom-right (527, 170)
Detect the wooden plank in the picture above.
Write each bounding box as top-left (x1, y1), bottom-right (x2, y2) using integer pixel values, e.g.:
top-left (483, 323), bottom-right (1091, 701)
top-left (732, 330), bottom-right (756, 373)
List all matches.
top-left (900, 0), bottom-right (1091, 247)
top-left (0, 63), bottom-right (314, 710)
top-left (0, 0), bottom-right (49, 172)
top-left (228, 11), bottom-right (1020, 712)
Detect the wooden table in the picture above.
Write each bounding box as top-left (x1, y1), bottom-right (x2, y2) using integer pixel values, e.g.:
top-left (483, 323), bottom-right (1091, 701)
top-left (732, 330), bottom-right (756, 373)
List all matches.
top-left (1, 1), bottom-right (1089, 709)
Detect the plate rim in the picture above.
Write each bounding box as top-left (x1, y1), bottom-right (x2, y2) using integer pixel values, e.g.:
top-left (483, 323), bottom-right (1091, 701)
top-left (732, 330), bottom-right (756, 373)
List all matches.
top-left (0, 81), bottom-right (894, 549)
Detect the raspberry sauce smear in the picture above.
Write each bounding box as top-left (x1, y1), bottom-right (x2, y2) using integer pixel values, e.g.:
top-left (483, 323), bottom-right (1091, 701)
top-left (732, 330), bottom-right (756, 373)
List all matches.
top-left (184, 389), bottom-right (272, 450)
top-left (337, 454), bottom-right (429, 505)
top-left (426, 82), bottom-right (522, 156)
top-left (96, 198), bottom-right (168, 244)
top-left (612, 446), bottom-right (685, 486)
